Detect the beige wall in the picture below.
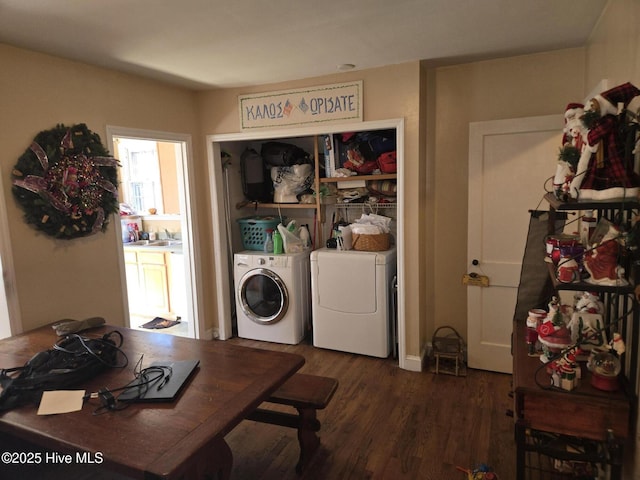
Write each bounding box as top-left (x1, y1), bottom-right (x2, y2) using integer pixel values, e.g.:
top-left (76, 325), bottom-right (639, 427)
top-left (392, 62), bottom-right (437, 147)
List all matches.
top-left (432, 47), bottom-right (588, 338)
top-left (158, 142), bottom-right (181, 215)
top-left (197, 63), bottom-right (428, 358)
top-left (0, 43), bottom-right (201, 332)
top-left (585, 0), bottom-right (640, 89)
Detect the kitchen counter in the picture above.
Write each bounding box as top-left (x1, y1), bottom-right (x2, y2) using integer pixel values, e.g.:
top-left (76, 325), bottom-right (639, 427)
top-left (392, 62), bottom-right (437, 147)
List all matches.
top-left (123, 240), bottom-right (183, 253)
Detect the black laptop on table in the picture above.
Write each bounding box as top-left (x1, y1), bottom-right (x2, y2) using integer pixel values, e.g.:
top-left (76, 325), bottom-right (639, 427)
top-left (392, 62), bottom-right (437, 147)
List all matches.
top-left (117, 359), bottom-right (200, 403)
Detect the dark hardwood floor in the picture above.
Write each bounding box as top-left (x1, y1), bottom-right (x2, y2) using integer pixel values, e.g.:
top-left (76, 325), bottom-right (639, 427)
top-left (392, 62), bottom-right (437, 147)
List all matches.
top-left (225, 337), bottom-right (517, 480)
top-left (0, 336), bottom-right (517, 480)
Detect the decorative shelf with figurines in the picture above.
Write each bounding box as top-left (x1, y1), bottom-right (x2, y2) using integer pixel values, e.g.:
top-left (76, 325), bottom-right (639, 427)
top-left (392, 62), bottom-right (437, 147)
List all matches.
top-left (526, 294), bottom-right (628, 394)
top-left (513, 81), bottom-right (640, 480)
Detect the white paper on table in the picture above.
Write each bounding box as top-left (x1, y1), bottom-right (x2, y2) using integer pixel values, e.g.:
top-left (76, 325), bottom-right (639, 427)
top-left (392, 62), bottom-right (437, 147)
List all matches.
top-left (37, 390), bottom-right (85, 415)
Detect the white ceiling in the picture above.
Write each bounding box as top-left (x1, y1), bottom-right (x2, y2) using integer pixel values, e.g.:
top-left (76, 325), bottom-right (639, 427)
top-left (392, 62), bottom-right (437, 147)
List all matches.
top-left (0, 0), bottom-right (608, 90)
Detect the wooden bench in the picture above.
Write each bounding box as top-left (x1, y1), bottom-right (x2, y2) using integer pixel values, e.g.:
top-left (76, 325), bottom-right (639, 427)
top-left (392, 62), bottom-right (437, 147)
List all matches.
top-left (246, 373), bottom-right (339, 474)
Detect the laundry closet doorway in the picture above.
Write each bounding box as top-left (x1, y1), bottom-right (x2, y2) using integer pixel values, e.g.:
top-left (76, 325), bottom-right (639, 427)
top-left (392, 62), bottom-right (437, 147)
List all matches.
top-left (207, 118), bottom-right (408, 368)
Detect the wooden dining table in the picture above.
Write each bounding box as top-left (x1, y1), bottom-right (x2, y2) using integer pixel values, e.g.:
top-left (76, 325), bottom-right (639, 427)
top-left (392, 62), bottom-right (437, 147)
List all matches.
top-left (0, 324), bottom-right (305, 479)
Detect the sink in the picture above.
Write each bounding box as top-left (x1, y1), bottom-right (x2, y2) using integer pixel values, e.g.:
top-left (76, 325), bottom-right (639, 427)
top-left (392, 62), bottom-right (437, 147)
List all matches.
top-left (149, 240), bottom-right (182, 246)
top-left (124, 239), bottom-right (182, 247)
top-left (127, 240), bottom-right (152, 246)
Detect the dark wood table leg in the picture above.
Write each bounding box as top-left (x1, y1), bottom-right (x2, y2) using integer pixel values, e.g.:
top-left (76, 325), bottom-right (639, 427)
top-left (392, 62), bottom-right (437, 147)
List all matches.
top-left (210, 438), bottom-right (233, 480)
top-left (515, 419), bottom-right (526, 480)
top-left (181, 437), bottom-right (233, 480)
top-left (295, 407), bottom-right (321, 474)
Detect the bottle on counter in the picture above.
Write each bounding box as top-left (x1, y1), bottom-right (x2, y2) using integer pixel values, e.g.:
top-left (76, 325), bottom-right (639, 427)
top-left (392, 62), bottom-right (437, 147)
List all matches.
top-left (338, 225), bottom-right (352, 250)
top-left (273, 229), bottom-right (283, 255)
top-left (263, 228), bottom-right (274, 253)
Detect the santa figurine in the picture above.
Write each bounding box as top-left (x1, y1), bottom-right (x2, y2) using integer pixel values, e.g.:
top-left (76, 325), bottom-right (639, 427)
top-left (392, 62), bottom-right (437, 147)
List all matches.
top-left (583, 222), bottom-right (628, 286)
top-left (537, 297), bottom-right (573, 361)
top-left (563, 103), bottom-right (587, 146)
top-left (569, 82), bottom-right (640, 200)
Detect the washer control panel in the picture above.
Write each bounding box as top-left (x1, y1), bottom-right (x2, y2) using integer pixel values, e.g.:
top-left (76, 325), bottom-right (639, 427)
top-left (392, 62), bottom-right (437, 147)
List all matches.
top-left (257, 255), bottom-right (289, 268)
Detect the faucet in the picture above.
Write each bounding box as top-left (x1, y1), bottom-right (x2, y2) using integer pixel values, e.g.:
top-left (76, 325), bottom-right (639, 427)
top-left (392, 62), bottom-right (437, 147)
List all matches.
top-left (164, 229), bottom-right (173, 240)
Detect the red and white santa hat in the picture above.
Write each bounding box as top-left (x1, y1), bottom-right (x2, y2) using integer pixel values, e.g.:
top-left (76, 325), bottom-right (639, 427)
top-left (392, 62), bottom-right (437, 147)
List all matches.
top-left (563, 103), bottom-right (584, 144)
top-left (564, 103), bottom-right (584, 116)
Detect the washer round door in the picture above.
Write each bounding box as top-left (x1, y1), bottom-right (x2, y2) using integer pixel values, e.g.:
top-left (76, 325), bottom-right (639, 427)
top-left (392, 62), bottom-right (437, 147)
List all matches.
top-left (238, 268), bottom-right (289, 325)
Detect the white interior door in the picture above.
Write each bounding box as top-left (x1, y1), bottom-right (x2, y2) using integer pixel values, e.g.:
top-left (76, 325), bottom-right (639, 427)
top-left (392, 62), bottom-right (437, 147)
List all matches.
top-left (467, 115), bottom-right (562, 373)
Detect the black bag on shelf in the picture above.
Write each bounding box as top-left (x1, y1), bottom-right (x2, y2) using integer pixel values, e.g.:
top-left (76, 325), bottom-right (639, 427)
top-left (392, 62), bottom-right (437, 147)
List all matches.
top-left (260, 141), bottom-right (310, 166)
top-left (0, 331), bottom-right (124, 411)
top-left (334, 130), bottom-right (396, 169)
top-left (361, 130), bottom-right (396, 158)
top-left (241, 148), bottom-right (272, 202)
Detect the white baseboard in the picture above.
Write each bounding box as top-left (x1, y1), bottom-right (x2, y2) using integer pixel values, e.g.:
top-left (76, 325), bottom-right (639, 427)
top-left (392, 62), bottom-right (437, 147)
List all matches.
top-left (199, 327), bottom-right (217, 341)
top-left (402, 353), bottom-right (425, 372)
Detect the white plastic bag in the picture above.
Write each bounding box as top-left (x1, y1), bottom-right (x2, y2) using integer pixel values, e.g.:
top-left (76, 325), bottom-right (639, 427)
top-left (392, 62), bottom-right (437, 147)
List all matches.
top-left (277, 223), bottom-right (304, 253)
top-left (271, 165), bottom-right (314, 203)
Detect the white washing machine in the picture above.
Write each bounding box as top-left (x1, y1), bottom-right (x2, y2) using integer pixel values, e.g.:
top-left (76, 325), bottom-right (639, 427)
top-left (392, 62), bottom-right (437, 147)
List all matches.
top-left (234, 250), bottom-right (310, 344)
top-left (311, 247), bottom-right (397, 358)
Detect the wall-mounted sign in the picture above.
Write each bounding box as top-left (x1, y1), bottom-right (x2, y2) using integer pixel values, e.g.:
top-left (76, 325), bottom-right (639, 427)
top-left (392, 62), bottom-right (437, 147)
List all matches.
top-left (239, 81), bottom-right (362, 130)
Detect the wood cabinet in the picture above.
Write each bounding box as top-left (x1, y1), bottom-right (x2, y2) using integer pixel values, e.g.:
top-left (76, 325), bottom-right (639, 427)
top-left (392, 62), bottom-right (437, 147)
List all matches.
top-left (138, 251), bottom-right (171, 315)
top-left (124, 250), bottom-right (143, 314)
top-left (514, 321), bottom-right (629, 478)
top-left (512, 196), bottom-right (639, 478)
top-left (124, 248), bottom-right (174, 317)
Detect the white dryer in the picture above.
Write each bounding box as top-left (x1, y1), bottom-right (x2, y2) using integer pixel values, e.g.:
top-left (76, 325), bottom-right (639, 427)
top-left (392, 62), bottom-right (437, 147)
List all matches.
top-left (234, 250), bottom-right (310, 344)
top-left (311, 247), bottom-right (397, 357)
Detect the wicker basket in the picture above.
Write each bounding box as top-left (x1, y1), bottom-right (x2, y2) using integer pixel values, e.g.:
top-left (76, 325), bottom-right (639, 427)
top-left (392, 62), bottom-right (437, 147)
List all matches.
top-left (351, 232), bottom-right (391, 252)
top-left (431, 326), bottom-right (466, 376)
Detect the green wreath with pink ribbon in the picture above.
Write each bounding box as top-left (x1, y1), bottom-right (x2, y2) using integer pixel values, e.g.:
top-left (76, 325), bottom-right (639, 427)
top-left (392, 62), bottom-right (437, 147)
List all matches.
top-left (11, 124), bottom-right (120, 239)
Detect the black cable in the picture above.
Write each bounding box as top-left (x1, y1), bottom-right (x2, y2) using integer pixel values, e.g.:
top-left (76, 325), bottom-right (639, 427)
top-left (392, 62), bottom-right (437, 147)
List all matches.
top-left (88, 355), bottom-right (173, 414)
top-left (53, 331), bottom-right (128, 369)
top-left (0, 331), bottom-right (130, 408)
top-left (543, 175), bottom-right (555, 195)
